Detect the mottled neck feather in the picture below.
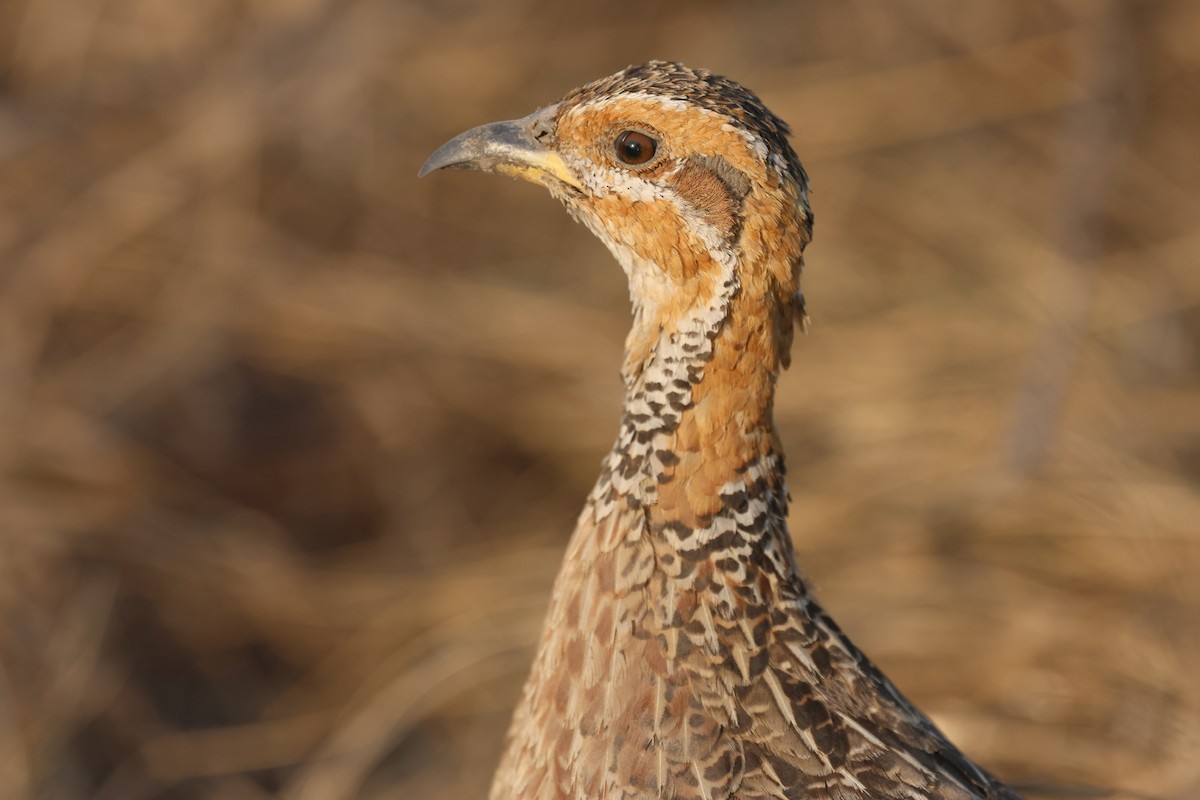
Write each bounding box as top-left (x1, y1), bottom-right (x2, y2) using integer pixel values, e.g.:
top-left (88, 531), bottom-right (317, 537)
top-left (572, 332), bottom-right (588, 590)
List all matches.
top-left (590, 225), bottom-right (806, 581)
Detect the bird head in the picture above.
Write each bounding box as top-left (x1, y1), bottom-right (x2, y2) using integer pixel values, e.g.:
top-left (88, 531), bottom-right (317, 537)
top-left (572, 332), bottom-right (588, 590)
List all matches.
top-left (421, 61), bottom-right (812, 379)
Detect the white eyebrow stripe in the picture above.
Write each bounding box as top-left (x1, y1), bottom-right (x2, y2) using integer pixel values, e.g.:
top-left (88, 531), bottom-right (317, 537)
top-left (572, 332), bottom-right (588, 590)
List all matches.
top-left (562, 91), bottom-right (769, 164)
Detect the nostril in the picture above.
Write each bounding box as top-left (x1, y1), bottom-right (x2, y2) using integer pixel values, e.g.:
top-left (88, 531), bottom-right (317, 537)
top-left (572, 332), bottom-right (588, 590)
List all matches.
top-left (529, 104), bottom-right (559, 143)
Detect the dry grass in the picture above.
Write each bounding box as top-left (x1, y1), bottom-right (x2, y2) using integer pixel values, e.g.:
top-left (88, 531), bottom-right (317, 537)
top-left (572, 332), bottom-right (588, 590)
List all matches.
top-left (1, 1), bottom-right (1198, 798)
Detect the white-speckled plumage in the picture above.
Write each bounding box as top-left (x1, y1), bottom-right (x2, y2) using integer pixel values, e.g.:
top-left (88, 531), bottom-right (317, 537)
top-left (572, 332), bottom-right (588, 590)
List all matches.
top-left (422, 60), bottom-right (1020, 800)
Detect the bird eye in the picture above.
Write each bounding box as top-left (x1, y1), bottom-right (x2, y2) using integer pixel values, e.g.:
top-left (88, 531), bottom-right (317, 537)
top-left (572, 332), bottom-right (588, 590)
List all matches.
top-left (615, 130), bottom-right (657, 166)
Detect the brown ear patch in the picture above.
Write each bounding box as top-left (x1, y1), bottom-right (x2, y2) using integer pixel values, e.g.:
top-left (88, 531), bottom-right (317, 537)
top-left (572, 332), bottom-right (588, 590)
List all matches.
top-left (668, 155), bottom-right (750, 245)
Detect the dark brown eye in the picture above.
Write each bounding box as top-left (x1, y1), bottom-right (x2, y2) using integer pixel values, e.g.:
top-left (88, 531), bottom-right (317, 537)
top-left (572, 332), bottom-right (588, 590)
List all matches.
top-left (615, 130), bottom-right (657, 165)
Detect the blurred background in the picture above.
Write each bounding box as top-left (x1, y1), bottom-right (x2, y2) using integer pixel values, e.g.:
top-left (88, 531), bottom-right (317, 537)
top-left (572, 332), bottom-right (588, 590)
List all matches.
top-left (1, 1), bottom-right (1198, 798)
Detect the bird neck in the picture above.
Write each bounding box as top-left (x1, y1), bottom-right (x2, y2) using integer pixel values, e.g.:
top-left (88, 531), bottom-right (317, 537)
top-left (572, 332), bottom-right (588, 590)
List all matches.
top-left (589, 242), bottom-right (803, 572)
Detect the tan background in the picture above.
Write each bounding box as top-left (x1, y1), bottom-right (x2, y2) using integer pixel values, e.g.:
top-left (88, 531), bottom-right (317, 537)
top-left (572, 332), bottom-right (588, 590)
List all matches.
top-left (1, 1), bottom-right (1198, 798)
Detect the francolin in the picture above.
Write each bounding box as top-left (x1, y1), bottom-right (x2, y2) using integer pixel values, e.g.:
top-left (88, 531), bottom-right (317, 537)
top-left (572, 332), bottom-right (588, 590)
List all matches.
top-left (421, 61), bottom-right (1019, 800)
